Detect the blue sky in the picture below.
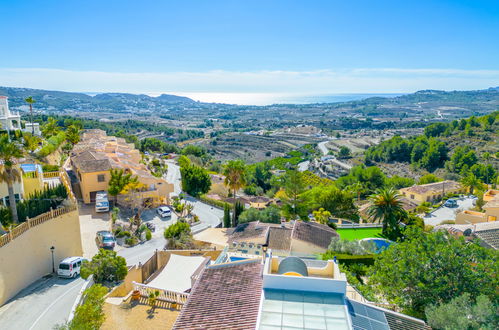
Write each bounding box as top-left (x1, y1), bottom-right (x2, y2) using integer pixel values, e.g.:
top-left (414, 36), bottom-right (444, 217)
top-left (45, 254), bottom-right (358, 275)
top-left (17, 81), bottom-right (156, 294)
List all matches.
top-left (1, 0), bottom-right (498, 104)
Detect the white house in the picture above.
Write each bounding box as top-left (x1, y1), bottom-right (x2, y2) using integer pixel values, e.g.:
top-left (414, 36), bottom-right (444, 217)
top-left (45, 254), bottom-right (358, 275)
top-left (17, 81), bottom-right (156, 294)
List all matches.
top-left (0, 96), bottom-right (21, 131)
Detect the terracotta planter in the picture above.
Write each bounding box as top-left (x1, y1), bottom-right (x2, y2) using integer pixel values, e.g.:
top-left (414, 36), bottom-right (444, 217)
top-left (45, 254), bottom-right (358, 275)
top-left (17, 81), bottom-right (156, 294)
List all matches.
top-left (131, 290), bottom-right (141, 301)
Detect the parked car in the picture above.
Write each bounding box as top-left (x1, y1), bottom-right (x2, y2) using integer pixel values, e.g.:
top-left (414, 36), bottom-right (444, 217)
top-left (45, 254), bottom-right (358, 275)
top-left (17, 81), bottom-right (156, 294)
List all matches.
top-left (157, 206), bottom-right (172, 218)
top-left (57, 256), bottom-right (84, 278)
top-left (444, 199), bottom-right (458, 208)
top-left (95, 191), bottom-right (109, 213)
top-left (96, 230), bottom-right (116, 249)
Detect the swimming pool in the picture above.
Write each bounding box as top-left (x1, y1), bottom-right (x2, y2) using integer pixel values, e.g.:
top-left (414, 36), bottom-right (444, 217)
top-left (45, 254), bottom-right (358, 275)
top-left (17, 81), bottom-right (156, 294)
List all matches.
top-left (229, 256), bottom-right (248, 262)
top-left (361, 238), bottom-right (393, 253)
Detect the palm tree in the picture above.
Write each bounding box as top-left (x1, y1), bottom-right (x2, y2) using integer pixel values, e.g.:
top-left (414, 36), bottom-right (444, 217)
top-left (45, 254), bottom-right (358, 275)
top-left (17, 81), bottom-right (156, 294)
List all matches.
top-left (0, 135), bottom-right (24, 224)
top-left (223, 159), bottom-right (246, 221)
top-left (23, 133), bottom-right (41, 154)
top-left (24, 97), bottom-right (36, 135)
top-left (367, 188), bottom-right (405, 240)
top-left (460, 173), bottom-right (484, 195)
top-left (347, 182), bottom-right (365, 202)
top-left (41, 118), bottom-right (60, 138)
top-left (66, 124), bottom-right (81, 145)
top-left (312, 208), bottom-right (332, 225)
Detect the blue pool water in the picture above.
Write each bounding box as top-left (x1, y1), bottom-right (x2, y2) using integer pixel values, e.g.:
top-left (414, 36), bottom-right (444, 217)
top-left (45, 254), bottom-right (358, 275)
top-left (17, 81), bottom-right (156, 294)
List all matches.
top-left (362, 238), bottom-right (393, 253)
top-left (229, 257), bottom-right (248, 262)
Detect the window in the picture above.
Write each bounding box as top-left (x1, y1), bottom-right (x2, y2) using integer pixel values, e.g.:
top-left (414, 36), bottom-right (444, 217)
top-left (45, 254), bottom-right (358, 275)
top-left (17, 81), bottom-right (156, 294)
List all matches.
top-left (97, 174), bottom-right (105, 182)
top-left (410, 194), bottom-right (415, 199)
top-left (77, 261), bottom-right (81, 267)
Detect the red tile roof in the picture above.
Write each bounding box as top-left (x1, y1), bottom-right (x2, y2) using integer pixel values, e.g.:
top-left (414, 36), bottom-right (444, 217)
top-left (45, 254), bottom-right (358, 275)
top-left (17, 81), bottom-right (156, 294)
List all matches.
top-left (173, 260), bottom-right (263, 330)
top-left (292, 221), bottom-right (339, 249)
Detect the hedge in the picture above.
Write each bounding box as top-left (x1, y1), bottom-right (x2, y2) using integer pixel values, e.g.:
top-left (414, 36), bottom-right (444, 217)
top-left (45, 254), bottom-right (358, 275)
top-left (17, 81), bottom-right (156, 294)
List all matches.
top-left (199, 195), bottom-right (232, 210)
top-left (322, 252), bottom-right (375, 266)
top-left (0, 184), bottom-right (68, 226)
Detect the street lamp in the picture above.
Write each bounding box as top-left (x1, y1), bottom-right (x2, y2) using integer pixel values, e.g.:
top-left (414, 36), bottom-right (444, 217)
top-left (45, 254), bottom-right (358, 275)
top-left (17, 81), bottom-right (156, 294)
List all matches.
top-left (50, 246), bottom-right (55, 273)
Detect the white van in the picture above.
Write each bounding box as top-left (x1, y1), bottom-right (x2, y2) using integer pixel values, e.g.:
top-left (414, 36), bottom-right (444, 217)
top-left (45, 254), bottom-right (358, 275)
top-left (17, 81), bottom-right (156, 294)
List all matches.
top-left (95, 191), bottom-right (110, 213)
top-left (57, 256), bottom-right (84, 278)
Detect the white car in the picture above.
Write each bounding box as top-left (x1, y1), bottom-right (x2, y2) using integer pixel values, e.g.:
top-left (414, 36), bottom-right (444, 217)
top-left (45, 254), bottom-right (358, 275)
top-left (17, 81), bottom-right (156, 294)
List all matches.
top-left (157, 206), bottom-right (172, 218)
top-left (57, 256), bottom-right (84, 278)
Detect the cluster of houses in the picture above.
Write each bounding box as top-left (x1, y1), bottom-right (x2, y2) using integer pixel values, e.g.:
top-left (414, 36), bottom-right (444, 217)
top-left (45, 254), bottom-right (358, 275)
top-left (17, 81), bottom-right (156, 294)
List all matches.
top-left (110, 220), bottom-right (429, 329)
top-left (69, 129), bottom-right (174, 207)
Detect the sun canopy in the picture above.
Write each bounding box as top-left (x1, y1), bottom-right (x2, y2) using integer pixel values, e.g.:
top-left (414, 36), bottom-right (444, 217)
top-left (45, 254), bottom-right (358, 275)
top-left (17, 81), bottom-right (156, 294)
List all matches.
top-left (148, 254), bottom-right (209, 293)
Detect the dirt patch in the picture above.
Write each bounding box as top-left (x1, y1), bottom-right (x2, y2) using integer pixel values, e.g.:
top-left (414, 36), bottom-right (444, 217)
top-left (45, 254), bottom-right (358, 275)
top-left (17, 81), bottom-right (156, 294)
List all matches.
top-left (102, 300), bottom-right (180, 330)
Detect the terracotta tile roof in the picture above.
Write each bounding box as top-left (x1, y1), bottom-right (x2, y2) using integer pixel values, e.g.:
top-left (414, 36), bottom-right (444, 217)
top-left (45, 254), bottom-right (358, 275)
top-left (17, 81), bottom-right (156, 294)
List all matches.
top-left (401, 180), bottom-right (462, 195)
top-left (173, 261), bottom-right (263, 330)
top-left (291, 221), bottom-right (339, 249)
top-left (267, 226), bottom-right (292, 252)
top-left (71, 150), bottom-right (112, 172)
top-left (228, 222), bottom-right (270, 244)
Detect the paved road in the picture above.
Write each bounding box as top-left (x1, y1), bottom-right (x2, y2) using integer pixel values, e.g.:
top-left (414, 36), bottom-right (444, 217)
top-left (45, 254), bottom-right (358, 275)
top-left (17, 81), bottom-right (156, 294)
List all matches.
top-left (0, 276), bottom-right (85, 330)
top-left (165, 159), bottom-right (223, 228)
top-left (118, 237), bottom-right (167, 266)
top-left (423, 197), bottom-right (475, 226)
top-left (165, 160), bottom-right (182, 194)
top-left (115, 159), bottom-right (222, 267)
top-left (318, 140), bottom-right (330, 155)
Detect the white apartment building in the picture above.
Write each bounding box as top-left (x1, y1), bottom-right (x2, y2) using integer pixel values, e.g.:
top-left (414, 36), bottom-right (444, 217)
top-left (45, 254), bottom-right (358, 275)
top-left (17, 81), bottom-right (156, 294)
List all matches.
top-left (0, 96), bottom-right (21, 131)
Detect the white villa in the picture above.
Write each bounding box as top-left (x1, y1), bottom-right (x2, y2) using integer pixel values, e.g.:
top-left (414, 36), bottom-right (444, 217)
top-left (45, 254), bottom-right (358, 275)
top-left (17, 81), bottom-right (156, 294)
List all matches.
top-left (0, 96), bottom-right (21, 131)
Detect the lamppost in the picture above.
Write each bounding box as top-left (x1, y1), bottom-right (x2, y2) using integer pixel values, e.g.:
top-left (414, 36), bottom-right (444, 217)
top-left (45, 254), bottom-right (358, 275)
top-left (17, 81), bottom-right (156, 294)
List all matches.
top-left (50, 246), bottom-right (55, 273)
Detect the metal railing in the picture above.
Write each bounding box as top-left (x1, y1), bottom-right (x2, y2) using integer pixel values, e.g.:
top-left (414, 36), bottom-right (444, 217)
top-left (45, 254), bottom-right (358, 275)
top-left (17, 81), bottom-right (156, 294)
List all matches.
top-left (132, 282), bottom-right (189, 305)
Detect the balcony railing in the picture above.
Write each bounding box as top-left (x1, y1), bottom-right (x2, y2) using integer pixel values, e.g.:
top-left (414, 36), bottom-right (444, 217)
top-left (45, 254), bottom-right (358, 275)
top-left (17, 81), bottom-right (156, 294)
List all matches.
top-left (132, 282), bottom-right (189, 305)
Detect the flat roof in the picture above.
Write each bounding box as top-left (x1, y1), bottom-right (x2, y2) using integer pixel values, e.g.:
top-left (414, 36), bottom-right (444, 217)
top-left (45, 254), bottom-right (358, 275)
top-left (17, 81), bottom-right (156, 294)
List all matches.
top-left (259, 289), bottom-right (350, 329)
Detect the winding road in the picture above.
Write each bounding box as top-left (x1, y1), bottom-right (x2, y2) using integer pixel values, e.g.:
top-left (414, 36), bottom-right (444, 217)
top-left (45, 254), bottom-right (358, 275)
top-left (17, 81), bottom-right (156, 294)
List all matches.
top-left (116, 159), bottom-right (222, 266)
top-left (0, 276), bottom-right (85, 330)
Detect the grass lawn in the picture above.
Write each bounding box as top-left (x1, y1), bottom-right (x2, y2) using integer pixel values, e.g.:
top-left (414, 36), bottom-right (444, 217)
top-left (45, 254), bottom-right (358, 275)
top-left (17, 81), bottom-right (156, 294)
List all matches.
top-left (336, 227), bottom-right (383, 240)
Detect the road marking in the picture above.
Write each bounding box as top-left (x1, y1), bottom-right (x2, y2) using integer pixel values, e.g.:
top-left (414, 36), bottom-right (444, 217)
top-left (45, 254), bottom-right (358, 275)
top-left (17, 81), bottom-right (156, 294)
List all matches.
top-left (29, 280), bottom-right (84, 330)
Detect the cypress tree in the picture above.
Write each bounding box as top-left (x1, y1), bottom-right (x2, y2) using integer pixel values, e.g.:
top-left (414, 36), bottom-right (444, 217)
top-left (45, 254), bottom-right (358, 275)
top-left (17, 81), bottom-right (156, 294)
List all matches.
top-left (223, 204), bottom-right (231, 228)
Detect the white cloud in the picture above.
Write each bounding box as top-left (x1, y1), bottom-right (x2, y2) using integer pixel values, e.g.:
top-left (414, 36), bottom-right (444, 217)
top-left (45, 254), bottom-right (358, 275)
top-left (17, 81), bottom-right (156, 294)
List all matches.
top-left (0, 67), bottom-right (497, 105)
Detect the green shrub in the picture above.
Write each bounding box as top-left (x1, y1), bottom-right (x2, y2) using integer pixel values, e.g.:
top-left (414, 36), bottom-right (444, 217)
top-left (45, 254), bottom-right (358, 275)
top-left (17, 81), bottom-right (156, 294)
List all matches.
top-left (145, 229), bottom-right (152, 241)
top-left (164, 222), bottom-right (190, 239)
top-left (67, 284), bottom-right (108, 329)
top-left (125, 237), bottom-right (138, 246)
top-left (199, 195), bottom-right (232, 209)
top-left (16, 184), bottom-right (68, 222)
top-left (42, 164), bottom-right (60, 172)
top-left (81, 249), bottom-right (127, 283)
top-left (0, 207), bottom-right (12, 228)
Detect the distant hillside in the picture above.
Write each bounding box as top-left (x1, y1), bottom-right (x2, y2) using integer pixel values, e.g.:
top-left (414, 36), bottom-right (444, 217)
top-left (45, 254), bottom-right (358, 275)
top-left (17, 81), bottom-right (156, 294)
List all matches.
top-left (0, 86), bottom-right (498, 127)
top-left (0, 87), bottom-right (196, 113)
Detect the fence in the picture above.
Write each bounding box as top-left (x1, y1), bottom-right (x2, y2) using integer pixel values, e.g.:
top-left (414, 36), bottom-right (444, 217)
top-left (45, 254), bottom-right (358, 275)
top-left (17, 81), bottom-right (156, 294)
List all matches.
top-left (141, 250), bottom-right (159, 283)
top-left (43, 171), bottom-right (60, 178)
top-left (0, 169), bottom-right (78, 248)
top-left (132, 282), bottom-right (189, 305)
top-left (336, 223), bottom-right (383, 229)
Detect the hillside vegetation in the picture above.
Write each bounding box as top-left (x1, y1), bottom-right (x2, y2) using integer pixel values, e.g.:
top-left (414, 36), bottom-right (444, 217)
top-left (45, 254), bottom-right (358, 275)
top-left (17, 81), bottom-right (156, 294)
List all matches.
top-left (365, 112), bottom-right (499, 181)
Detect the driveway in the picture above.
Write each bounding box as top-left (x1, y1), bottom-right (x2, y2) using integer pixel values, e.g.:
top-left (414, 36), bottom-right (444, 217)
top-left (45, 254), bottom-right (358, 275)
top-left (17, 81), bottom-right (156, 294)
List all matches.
top-left (78, 203), bottom-right (123, 259)
top-left (0, 275), bottom-right (85, 330)
top-left (423, 197), bottom-right (476, 226)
